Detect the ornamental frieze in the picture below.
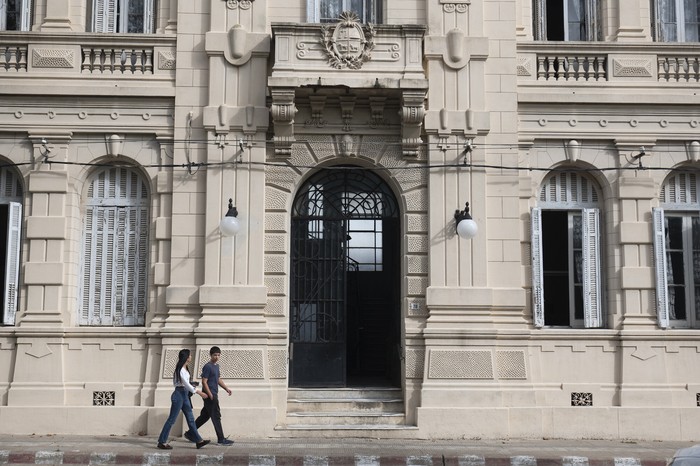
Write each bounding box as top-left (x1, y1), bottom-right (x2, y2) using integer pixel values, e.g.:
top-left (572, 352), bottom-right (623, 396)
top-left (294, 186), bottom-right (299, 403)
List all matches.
top-left (225, 0), bottom-right (253, 9)
top-left (440, 0), bottom-right (470, 13)
top-left (321, 11), bottom-right (375, 70)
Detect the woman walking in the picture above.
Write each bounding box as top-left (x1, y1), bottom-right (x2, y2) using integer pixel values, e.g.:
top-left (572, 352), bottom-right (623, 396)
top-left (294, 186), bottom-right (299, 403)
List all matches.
top-left (157, 349), bottom-right (210, 450)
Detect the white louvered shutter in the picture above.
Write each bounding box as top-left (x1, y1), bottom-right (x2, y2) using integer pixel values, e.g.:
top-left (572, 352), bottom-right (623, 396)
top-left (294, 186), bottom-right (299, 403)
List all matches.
top-left (81, 168), bottom-right (149, 326)
top-left (307, 0), bottom-right (319, 22)
top-left (531, 207), bottom-right (545, 328)
top-left (653, 208), bottom-right (670, 328)
top-left (582, 208), bottom-right (602, 328)
top-left (534, 0), bottom-right (546, 39)
top-left (143, 0), bottom-right (154, 33)
top-left (93, 0), bottom-right (116, 32)
top-left (19, 0), bottom-right (31, 31)
top-left (3, 202), bottom-right (21, 325)
top-left (80, 205), bottom-right (96, 325)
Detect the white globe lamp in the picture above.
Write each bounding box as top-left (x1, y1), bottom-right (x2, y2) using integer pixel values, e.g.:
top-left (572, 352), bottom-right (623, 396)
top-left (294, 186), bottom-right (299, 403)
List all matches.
top-left (219, 198), bottom-right (241, 236)
top-left (454, 202), bottom-right (478, 239)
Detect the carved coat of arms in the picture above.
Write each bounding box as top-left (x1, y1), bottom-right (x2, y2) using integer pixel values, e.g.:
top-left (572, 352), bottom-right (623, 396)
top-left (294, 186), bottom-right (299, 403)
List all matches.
top-left (321, 11), bottom-right (375, 70)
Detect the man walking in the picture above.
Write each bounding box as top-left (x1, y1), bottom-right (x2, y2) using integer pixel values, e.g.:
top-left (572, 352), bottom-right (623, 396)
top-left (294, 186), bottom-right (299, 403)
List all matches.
top-left (184, 346), bottom-right (234, 446)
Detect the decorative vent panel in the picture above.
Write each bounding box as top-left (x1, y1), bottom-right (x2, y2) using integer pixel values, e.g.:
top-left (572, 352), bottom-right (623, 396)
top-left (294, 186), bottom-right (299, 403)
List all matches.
top-left (93, 391), bottom-right (115, 406)
top-left (571, 392), bottom-right (593, 406)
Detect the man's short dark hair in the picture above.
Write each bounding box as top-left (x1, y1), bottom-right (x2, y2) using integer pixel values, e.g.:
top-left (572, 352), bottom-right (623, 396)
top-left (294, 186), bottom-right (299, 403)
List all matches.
top-left (210, 346), bottom-right (221, 355)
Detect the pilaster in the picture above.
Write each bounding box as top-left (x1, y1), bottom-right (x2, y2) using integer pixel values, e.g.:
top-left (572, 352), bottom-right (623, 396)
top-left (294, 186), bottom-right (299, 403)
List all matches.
top-left (615, 139), bottom-right (658, 330)
top-left (613, 0), bottom-right (648, 41)
top-left (19, 132), bottom-right (72, 328)
top-left (39, 0), bottom-right (73, 31)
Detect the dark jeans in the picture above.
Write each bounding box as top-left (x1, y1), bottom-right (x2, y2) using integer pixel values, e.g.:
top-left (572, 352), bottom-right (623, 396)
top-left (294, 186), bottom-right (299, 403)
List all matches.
top-left (189, 396), bottom-right (225, 442)
top-left (158, 388), bottom-right (203, 445)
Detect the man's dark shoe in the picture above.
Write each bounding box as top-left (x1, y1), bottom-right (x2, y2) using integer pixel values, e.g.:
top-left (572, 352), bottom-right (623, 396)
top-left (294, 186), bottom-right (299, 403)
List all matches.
top-left (183, 431), bottom-right (196, 443)
top-left (196, 440), bottom-right (210, 449)
top-left (217, 438), bottom-right (234, 446)
top-left (157, 443), bottom-right (172, 450)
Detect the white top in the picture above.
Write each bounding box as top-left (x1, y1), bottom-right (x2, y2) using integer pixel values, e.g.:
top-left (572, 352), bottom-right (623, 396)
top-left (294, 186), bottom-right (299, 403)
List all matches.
top-left (174, 366), bottom-right (197, 394)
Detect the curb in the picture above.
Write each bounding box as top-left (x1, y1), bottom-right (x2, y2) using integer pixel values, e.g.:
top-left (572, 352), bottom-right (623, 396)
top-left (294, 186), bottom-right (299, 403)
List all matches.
top-left (0, 452), bottom-right (671, 466)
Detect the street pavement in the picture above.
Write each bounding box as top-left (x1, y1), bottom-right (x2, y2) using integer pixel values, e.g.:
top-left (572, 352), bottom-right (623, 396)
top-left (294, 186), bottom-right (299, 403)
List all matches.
top-left (0, 435), bottom-right (692, 465)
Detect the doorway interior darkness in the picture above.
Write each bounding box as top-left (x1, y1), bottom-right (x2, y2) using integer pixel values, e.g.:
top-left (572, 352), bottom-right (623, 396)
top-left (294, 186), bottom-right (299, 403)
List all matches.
top-left (289, 167), bottom-right (401, 388)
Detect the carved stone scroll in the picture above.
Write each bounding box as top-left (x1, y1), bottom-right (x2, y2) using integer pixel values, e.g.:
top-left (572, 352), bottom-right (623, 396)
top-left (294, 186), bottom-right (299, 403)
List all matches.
top-left (270, 88), bottom-right (297, 157)
top-left (401, 90), bottom-right (426, 157)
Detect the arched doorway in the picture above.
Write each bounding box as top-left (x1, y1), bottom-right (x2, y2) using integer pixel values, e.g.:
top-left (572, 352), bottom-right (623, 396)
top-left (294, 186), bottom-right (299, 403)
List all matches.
top-left (289, 167), bottom-right (401, 387)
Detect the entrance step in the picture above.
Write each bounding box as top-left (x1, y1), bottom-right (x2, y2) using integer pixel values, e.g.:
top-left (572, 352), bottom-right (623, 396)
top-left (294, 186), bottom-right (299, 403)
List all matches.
top-left (282, 388), bottom-right (410, 430)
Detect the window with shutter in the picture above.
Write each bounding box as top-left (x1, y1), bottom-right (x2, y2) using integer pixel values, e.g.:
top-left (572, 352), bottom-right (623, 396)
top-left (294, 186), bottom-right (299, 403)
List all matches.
top-left (533, 172), bottom-right (604, 328)
top-left (92, 0), bottom-right (154, 33)
top-left (0, 169), bottom-right (24, 327)
top-left (309, 0), bottom-right (381, 23)
top-left (79, 167), bottom-right (149, 326)
top-left (654, 0), bottom-right (700, 41)
top-left (533, 0), bottom-right (599, 40)
top-left (1, 0), bottom-right (31, 31)
top-left (656, 174), bottom-right (700, 328)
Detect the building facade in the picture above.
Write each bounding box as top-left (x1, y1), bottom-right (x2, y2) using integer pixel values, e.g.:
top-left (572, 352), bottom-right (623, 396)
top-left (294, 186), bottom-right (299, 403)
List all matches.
top-left (0, 0), bottom-right (699, 440)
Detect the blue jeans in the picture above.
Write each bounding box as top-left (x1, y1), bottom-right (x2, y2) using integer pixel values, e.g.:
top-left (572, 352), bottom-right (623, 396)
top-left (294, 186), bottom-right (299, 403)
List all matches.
top-left (158, 388), bottom-right (203, 444)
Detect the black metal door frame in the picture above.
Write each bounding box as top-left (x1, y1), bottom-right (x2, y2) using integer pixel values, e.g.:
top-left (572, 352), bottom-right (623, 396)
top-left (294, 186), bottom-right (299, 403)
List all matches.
top-left (289, 167), bottom-right (400, 388)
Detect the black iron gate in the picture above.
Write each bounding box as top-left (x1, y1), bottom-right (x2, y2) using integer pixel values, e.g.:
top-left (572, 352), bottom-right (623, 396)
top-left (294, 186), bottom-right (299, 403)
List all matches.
top-left (289, 167), bottom-right (399, 387)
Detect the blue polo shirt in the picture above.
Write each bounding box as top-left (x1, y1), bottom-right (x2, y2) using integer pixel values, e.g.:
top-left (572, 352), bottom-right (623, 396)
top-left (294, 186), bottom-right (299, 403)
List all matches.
top-left (201, 361), bottom-right (220, 397)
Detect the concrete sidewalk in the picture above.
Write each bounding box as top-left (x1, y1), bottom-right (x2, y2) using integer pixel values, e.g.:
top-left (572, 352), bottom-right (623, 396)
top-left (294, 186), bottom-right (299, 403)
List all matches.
top-left (0, 435), bottom-right (691, 465)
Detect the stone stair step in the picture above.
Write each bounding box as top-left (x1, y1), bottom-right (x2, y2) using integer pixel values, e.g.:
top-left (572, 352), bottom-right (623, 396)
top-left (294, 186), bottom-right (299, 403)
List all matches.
top-left (286, 412), bottom-right (406, 425)
top-left (287, 388), bottom-right (402, 401)
top-left (277, 424), bottom-right (419, 431)
top-left (287, 399), bottom-right (404, 413)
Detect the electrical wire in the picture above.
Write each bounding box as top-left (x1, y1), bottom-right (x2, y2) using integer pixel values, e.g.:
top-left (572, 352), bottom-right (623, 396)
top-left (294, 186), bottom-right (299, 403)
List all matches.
top-left (2, 135), bottom-right (700, 173)
top-left (32, 158), bottom-right (700, 175)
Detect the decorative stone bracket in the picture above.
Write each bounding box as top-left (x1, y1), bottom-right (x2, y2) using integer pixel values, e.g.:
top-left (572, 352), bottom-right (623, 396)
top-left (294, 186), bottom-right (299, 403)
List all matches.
top-left (424, 108), bottom-right (490, 138)
top-left (203, 104), bottom-right (269, 135)
top-left (205, 25), bottom-right (270, 67)
top-left (424, 31), bottom-right (489, 70)
top-left (401, 90), bottom-right (426, 157)
top-left (270, 88), bottom-right (298, 157)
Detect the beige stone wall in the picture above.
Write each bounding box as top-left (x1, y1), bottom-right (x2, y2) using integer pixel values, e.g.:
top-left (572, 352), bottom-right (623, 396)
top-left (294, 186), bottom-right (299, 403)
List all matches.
top-left (0, 0), bottom-right (700, 441)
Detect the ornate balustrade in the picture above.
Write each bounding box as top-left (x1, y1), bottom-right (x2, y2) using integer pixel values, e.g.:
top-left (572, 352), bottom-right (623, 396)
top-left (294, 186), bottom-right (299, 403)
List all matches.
top-left (0, 45), bottom-right (28, 72)
top-left (519, 42), bottom-right (700, 84)
top-left (0, 32), bottom-right (175, 79)
top-left (535, 54), bottom-right (607, 81)
top-left (81, 46), bottom-right (154, 74)
top-left (658, 55), bottom-right (700, 82)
